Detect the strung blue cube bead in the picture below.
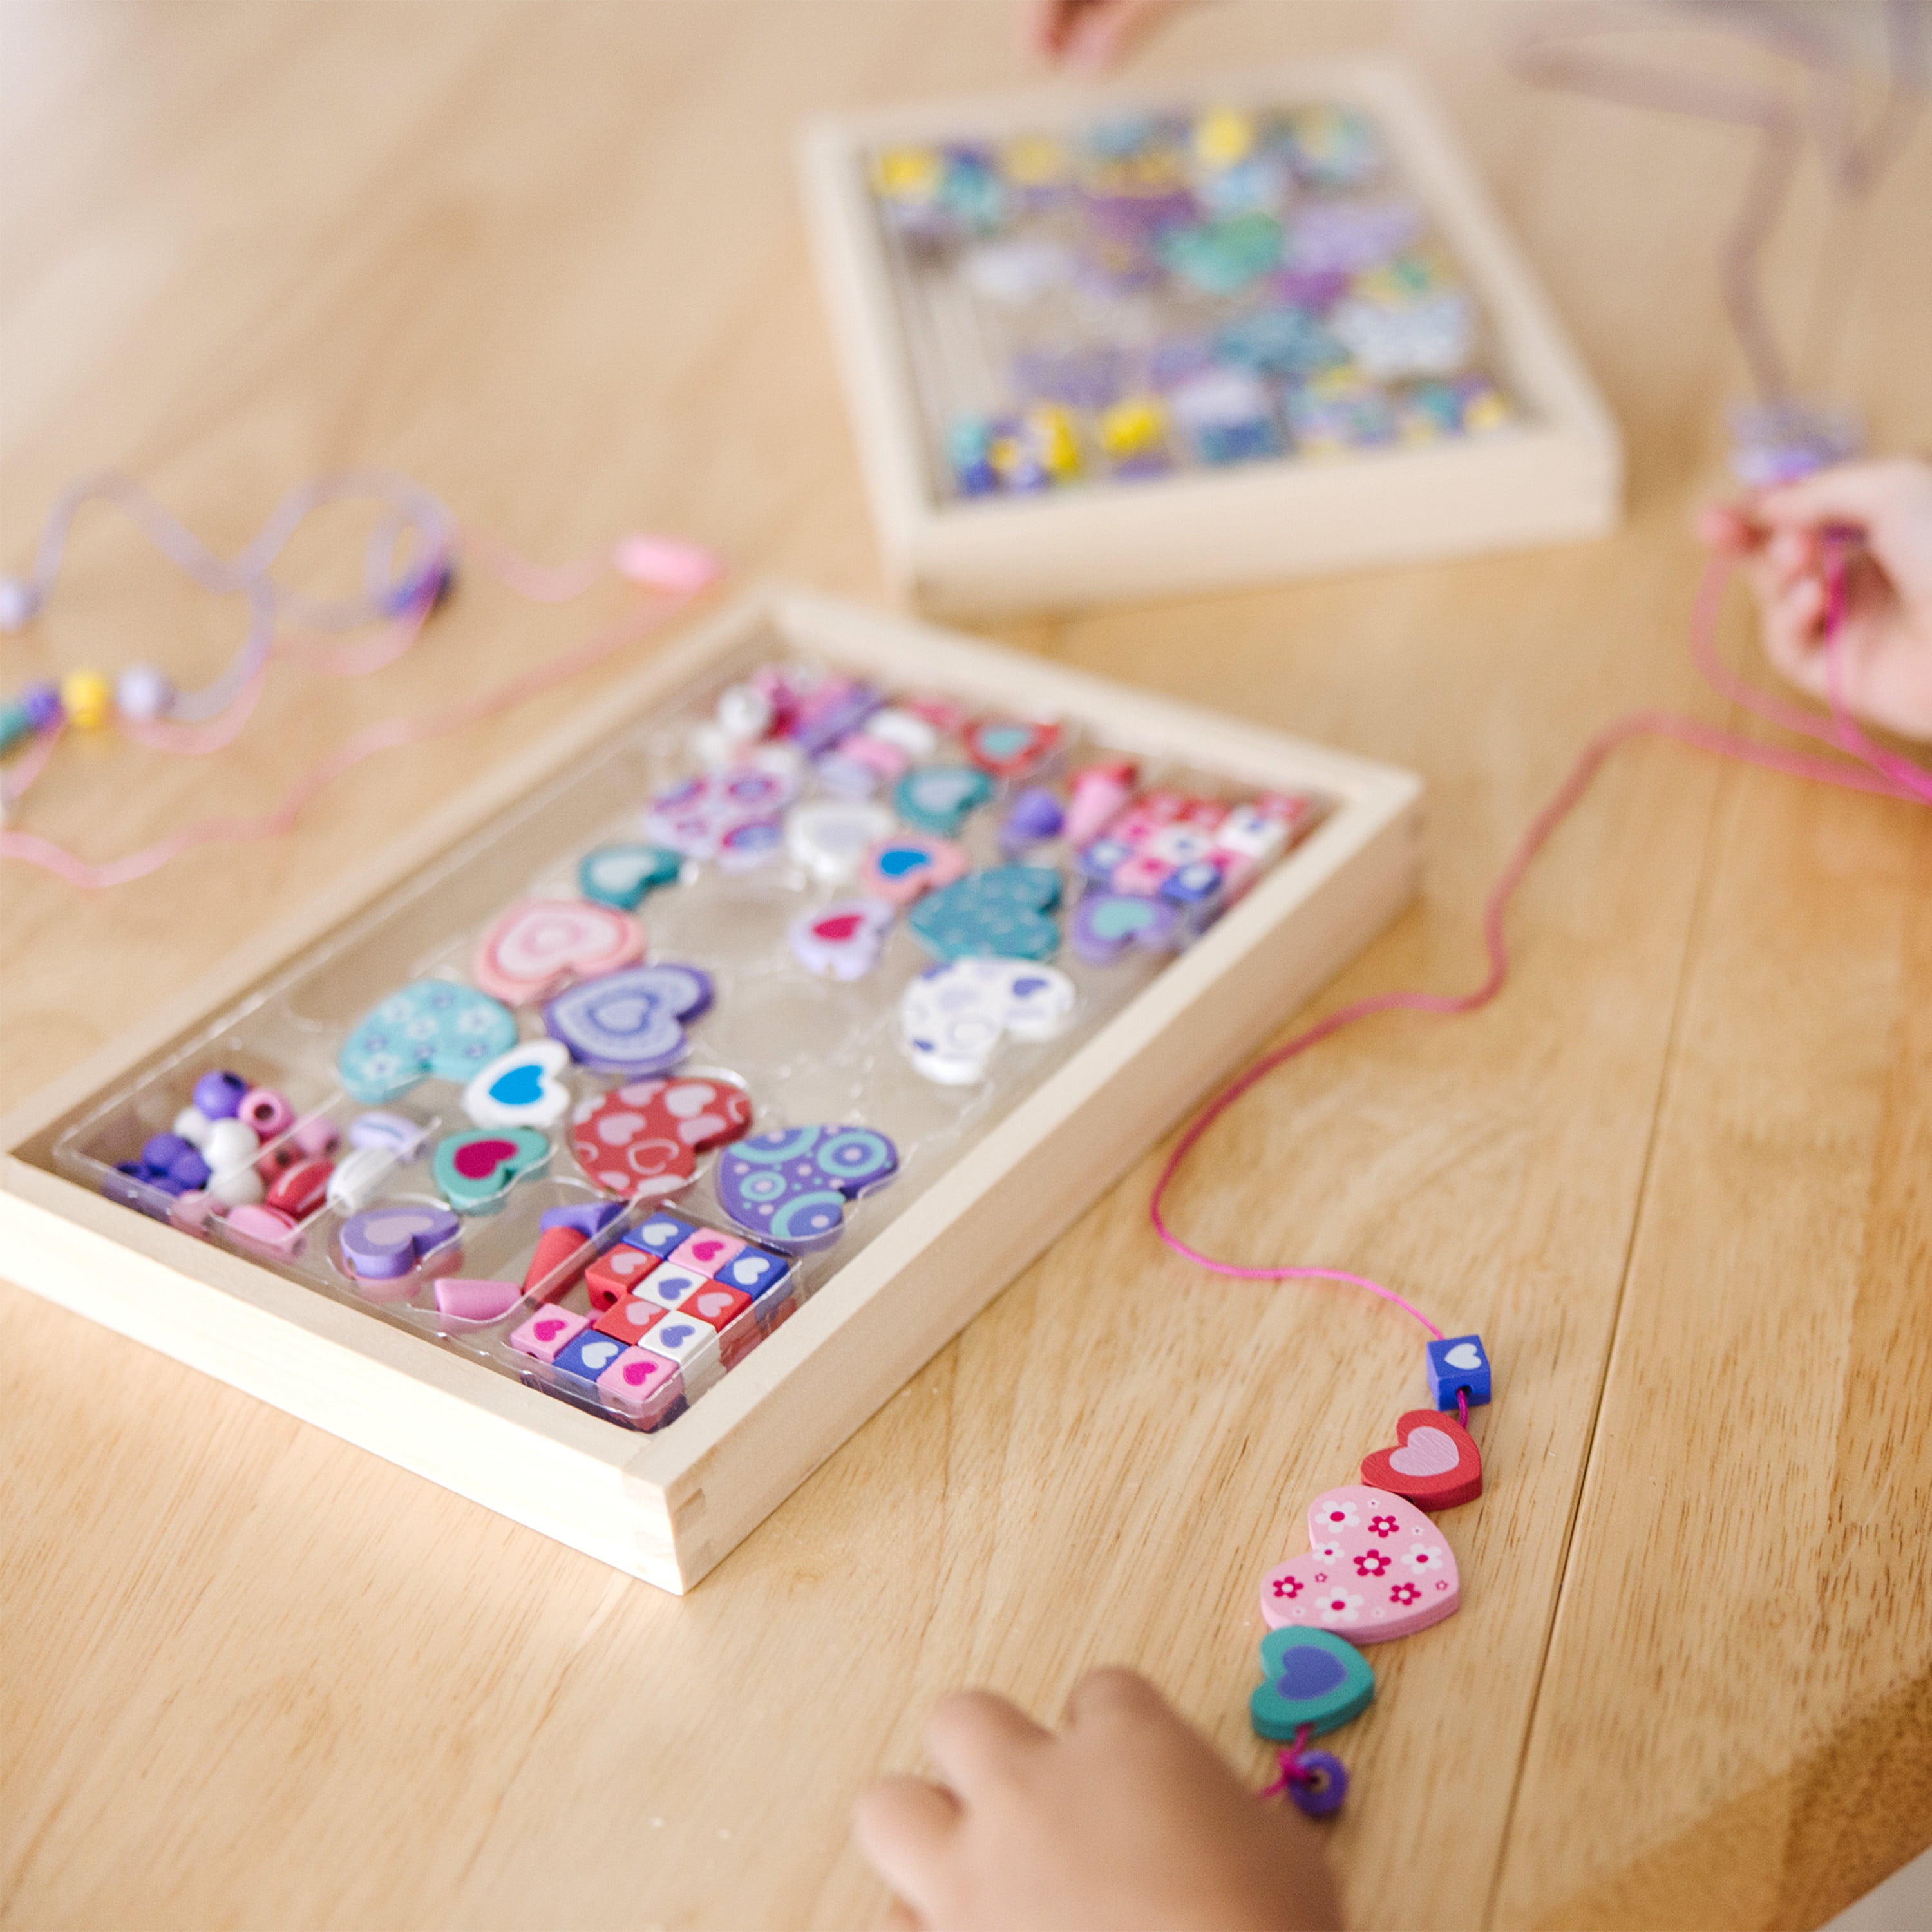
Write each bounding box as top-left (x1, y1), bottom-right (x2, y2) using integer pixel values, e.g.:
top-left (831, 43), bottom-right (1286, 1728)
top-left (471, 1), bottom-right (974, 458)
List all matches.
top-left (1425, 1332), bottom-right (1492, 1411)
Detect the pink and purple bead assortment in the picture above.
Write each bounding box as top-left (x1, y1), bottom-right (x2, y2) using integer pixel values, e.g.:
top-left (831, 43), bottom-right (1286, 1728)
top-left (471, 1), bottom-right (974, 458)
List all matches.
top-left (86, 654), bottom-right (1330, 1434)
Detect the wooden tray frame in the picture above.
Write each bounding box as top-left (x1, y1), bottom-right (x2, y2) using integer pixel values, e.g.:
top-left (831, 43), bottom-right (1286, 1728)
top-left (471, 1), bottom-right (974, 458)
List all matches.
top-left (799, 57), bottom-right (1623, 617)
top-left (0, 587), bottom-right (1423, 1592)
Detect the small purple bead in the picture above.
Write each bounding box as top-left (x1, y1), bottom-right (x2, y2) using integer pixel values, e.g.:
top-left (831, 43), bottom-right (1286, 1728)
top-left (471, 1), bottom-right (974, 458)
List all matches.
top-left (193, 1070), bottom-right (249, 1119)
top-left (169, 1148), bottom-right (212, 1190)
top-left (19, 680), bottom-right (62, 732)
top-left (142, 1132), bottom-right (194, 1170)
top-left (1286, 1750), bottom-right (1349, 1819)
top-left (1000, 786), bottom-right (1065, 855)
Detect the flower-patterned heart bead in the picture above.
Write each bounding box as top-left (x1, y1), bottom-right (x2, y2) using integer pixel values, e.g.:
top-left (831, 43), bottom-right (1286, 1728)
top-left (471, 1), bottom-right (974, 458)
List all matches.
top-left (1258, 1486), bottom-right (1459, 1643)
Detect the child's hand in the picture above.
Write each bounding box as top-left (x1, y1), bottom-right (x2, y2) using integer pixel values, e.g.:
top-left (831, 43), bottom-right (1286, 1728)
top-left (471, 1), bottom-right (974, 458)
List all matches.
top-left (1699, 457), bottom-right (1932, 741)
top-left (1023, 0), bottom-right (1191, 69)
top-left (853, 1669), bottom-right (1341, 1931)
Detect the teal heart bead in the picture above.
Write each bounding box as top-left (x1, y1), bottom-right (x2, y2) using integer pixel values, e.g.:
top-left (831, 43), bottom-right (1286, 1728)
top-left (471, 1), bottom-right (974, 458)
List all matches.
top-left (1249, 1628), bottom-right (1374, 1743)
top-left (578, 843), bottom-right (683, 910)
top-left (894, 765), bottom-right (994, 836)
top-left (909, 866), bottom-right (1062, 961)
top-left (1090, 897), bottom-right (1160, 939)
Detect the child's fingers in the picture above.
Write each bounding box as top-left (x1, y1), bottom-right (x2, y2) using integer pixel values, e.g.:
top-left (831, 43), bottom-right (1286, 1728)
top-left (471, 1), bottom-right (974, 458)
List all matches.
top-left (1064, 0), bottom-right (1180, 70)
top-left (1696, 502), bottom-right (1759, 553)
top-left (1755, 457), bottom-right (1923, 535)
top-left (852, 1775), bottom-right (960, 1906)
top-left (924, 1689), bottom-right (1053, 1791)
top-left (1061, 1665), bottom-right (1171, 1733)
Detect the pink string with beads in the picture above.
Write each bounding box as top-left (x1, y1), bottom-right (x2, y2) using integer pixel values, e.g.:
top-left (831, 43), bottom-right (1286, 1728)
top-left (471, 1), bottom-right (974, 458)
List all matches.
top-left (1151, 551), bottom-right (1932, 1326)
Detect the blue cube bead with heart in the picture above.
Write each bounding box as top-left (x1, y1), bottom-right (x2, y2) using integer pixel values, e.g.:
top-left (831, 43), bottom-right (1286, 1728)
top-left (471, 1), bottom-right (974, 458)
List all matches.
top-left (909, 866), bottom-right (1062, 962)
top-left (1249, 1628), bottom-right (1374, 1743)
top-left (553, 1329), bottom-right (630, 1388)
top-left (623, 1209), bottom-right (699, 1259)
top-left (711, 1243), bottom-right (793, 1300)
top-left (1425, 1333), bottom-right (1492, 1410)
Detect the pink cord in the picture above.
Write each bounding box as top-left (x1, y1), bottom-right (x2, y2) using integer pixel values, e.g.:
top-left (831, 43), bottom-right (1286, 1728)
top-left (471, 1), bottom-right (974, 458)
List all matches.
top-left (1257, 1727), bottom-right (1318, 1801)
top-left (1151, 554), bottom-right (1932, 1332)
top-left (0, 545), bottom-right (719, 888)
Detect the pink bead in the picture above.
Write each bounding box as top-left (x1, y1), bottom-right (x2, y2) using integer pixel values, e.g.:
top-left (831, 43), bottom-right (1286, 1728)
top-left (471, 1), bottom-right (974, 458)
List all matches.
top-left (612, 535), bottom-right (723, 594)
top-left (292, 1114), bottom-right (341, 1158)
top-left (240, 1087), bottom-right (294, 1139)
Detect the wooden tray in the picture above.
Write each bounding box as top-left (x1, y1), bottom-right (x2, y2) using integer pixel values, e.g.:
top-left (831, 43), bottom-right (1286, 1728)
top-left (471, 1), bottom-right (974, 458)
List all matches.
top-left (0, 586), bottom-right (1423, 1591)
top-left (800, 59), bottom-right (1622, 616)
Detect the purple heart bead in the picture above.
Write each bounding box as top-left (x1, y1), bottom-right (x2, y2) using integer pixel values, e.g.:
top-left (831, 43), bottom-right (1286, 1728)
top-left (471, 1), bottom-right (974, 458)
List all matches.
top-left (340, 1202), bottom-right (461, 1281)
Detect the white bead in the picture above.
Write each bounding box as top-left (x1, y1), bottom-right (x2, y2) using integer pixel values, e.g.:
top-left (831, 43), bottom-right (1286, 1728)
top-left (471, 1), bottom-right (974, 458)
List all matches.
top-left (173, 1104), bottom-right (213, 1148)
top-left (203, 1117), bottom-right (260, 1177)
top-left (715, 682), bottom-right (773, 743)
top-left (326, 1144), bottom-right (399, 1215)
top-left (0, 577), bottom-right (38, 630)
top-left (864, 708), bottom-right (939, 758)
top-left (116, 663), bottom-right (175, 721)
top-left (208, 1163), bottom-right (265, 1208)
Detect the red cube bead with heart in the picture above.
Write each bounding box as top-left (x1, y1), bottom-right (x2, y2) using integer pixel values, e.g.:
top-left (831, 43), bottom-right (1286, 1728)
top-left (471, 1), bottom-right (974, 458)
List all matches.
top-left (583, 1242), bottom-right (659, 1312)
top-left (592, 1294), bottom-right (665, 1346)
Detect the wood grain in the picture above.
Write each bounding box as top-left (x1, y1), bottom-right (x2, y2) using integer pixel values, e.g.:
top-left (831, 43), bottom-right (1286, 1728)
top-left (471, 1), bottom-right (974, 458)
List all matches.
top-left (1, 5), bottom-right (1927, 1929)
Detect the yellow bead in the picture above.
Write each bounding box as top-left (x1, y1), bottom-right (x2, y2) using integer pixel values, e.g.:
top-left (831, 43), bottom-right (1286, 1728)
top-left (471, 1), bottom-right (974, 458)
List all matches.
top-left (1463, 389), bottom-right (1511, 435)
top-left (873, 147), bottom-right (942, 202)
top-left (1025, 405), bottom-right (1081, 480)
top-left (1195, 108), bottom-right (1254, 171)
top-left (60, 668), bottom-right (113, 729)
top-left (1001, 135), bottom-right (1066, 187)
top-left (1098, 397), bottom-right (1168, 460)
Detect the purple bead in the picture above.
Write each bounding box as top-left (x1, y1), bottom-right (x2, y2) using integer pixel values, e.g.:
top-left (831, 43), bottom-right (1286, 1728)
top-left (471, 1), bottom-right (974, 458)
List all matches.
top-left (539, 1200), bottom-right (625, 1241)
top-left (193, 1070), bottom-right (249, 1119)
top-left (169, 1148), bottom-right (212, 1190)
top-left (1286, 1750), bottom-right (1348, 1819)
top-left (1000, 787), bottom-right (1065, 856)
top-left (19, 680), bottom-right (62, 732)
top-left (142, 1132), bottom-right (194, 1171)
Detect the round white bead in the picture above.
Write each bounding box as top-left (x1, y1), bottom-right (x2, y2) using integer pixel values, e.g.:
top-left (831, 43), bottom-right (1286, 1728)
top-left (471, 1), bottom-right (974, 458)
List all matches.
top-left (203, 1116), bottom-right (260, 1177)
top-left (715, 682), bottom-right (774, 743)
top-left (116, 663), bottom-right (175, 721)
top-left (172, 1104), bottom-right (214, 1148)
top-left (0, 577), bottom-right (38, 630)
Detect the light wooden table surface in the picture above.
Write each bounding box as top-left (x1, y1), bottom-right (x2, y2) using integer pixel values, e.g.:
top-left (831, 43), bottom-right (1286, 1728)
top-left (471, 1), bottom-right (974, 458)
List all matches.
top-left (3, 5), bottom-right (1927, 1929)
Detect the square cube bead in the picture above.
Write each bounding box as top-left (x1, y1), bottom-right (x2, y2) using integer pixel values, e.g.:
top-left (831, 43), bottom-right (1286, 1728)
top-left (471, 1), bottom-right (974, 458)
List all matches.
top-left (1146, 823), bottom-right (1215, 867)
top-left (1215, 802), bottom-right (1290, 860)
top-left (554, 1329), bottom-right (630, 1387)
top-left (593, 1294), bottom-right (665, 1346)
top-left (685, 1282), bottom-right (753, 1332)
top-left (641, 1262), bottom-right (708, 1312)
top-left (640, 1312), bottom-right (722, 1397)
top-left (596, 1346), bottom-right (682, 1423)
top-left (585, 1242), bottom-right (659, 1311)
top-left (508, 1307), bottom-right (591, 1363)
top-left (1112, 852), bottom-right (1174, 895)
top-left (1425, 1334), bottom-right (1492, 1411)
top-left (670, 1229), bottom-right (746, 1278)
top-left (1078, 837), bottom-right (1135, 884)
top-left (623, 1209), bottom-right (699, 1259)
top-left (1160, 858), bottom-right (1226, 906)
top-left (712, 1243), bottom-right (792, 1300)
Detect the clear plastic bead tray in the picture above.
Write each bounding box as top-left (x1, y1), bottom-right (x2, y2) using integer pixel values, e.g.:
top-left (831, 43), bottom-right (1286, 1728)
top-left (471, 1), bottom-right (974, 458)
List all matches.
top-left (801, 59), bottom-right (1621, 614)
top-left (0, 587), bottom-right (1422, 1590)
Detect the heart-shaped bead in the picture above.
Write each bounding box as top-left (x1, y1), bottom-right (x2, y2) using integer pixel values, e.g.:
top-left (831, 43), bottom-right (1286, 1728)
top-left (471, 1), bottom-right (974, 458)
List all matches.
top-left (578, 843), bottom-right (683, 910)
top-left (431, 1127), bottom-right (552, 1215)
top-left (1249, 1628), bottom-right (1375, 1743)
top-left (965, 717), bottom-right (1061, 781)
top-left (338, 981), bottom-right (518, 1104)
top-left (473, 899), bottom-right (645, 1006)
top-left (716, 1123), bottom-right (900, 1252)
top-left (909, 866), bottom-right (1062, 961)
top-left (544, 963), bottom-right (713, 1077)
top-left (1070, 891), bottom-right (1180, 964)
top-left (1359, 1410), bottom-right (1483, 1511)
top-left (900, 958), bottom-right (1077, 1084)
top-left (786, 800), bottom-right (895, 885)
top-left (860, 832), bottom-right (967, 906)
top-left (570, 1076), bottom-right (753, 1198)
top-left (462, 1037), bottom-right (574, 1129)
top-left (893, 764), bottom-right (994, 837)
top-left (339, 1201), bottom-right (461, 1282)
top-left (1258, 1486), bottom-right (1459, 1643)
top-left (789, 898), bottom-right (895, 980)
